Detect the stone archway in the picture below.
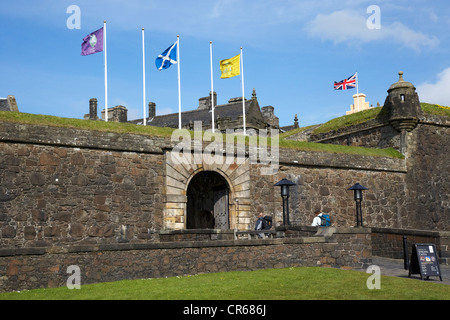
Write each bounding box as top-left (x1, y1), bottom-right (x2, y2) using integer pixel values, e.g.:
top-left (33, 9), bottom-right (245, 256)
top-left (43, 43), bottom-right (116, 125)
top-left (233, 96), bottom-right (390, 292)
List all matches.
top-left (164, 150), bottom-right (252, 231)
top-left (186, 171), bottom-right (229, 229)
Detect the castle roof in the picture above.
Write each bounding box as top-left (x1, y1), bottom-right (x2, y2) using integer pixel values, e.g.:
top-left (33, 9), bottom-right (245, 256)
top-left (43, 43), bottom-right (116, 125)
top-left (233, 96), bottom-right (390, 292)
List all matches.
top-left (0, 98), bottom-right (9, 111)
top-left (147, 98), bottom-right (254, 128)
top-left (388, 71), bottom-right (416, 92)
top-left (131, 89), bottom-right (272, 131)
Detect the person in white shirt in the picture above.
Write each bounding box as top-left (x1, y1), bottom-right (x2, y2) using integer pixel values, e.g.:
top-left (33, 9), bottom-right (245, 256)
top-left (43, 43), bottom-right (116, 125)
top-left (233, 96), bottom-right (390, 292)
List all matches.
top-left (311, 210), bottom-right (323, 226)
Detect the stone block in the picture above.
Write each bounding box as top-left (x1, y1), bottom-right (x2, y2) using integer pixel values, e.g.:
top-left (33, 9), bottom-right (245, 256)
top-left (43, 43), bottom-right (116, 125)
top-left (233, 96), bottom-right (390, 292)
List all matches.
top-left (39, 153), bottom-right (60, 166)
top-left (1, 225), bottom-right (16, 238)
top-left (29, 172), bottom-right (45, 186)
top-left (70, 152), bottom-right (85, 165)
top-left (24, 226), bottom-right (36, 240)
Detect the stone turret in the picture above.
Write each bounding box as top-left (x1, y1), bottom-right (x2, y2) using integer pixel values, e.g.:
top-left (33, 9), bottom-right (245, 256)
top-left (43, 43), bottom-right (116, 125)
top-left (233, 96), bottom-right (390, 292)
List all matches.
top-left (383, 71), bottom-right (422, 154)
top-left (384, 71), bottom-right (422, 132)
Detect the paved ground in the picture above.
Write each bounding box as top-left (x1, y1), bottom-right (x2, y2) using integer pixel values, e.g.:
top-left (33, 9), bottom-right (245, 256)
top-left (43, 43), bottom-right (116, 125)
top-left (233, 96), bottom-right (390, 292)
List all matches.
top-left (360, 256), bottom-right (450, 285)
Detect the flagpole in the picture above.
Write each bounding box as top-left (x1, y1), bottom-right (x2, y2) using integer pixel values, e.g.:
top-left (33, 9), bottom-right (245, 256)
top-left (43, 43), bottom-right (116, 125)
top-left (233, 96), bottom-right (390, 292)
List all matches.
top-left (104, 20), bottom-right (108, 122)
top-left (142, 28), bottom-right (146, 126)
top-left (240, 47), bottom-right (246, 135)
top-left (177, 35), bottom-right (181, 130)
top-left (355, 71), bottom-right (359, 112)
top-left (356, 71), bottom-right (360, 112)
top-left (210, 41), bottom-right (215, 133)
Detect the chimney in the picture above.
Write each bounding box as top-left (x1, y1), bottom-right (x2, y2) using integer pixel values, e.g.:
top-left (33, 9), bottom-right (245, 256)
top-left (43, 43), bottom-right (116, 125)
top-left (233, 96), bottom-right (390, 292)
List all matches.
top-left (7, 95), bottom-right (19, 112)
top-left (198, 92), bottom-right (217, 110)
top-left (148, 102), bottom-right (156, 119)
top-left (261, 105), bottom-right (279, 129)
top-left (101, 105), bottom-right (128, 122)
top-left (89, 98), bottom-right (98, 120)
top-left (113, 105), bottom-right (128, 122)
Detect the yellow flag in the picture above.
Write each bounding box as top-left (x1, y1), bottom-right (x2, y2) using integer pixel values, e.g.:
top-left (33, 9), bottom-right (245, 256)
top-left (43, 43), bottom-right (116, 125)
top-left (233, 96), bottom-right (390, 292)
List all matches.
top-left (220, 54), bottom-right (240, 78)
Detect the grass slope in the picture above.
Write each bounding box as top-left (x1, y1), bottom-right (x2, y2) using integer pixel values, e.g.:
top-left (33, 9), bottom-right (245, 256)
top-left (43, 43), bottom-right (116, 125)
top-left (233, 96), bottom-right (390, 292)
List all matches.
top-left (1, 267), bottom-right (449, 300)
top-left (311, 102), bottom-right (450, 135)
top-left (0, 111), bottom-right (403, 159)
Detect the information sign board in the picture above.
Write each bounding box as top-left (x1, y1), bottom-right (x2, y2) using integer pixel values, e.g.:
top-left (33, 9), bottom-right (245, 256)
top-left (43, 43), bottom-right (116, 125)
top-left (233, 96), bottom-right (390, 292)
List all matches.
top-left (408, 243), bottom-right (442, 281)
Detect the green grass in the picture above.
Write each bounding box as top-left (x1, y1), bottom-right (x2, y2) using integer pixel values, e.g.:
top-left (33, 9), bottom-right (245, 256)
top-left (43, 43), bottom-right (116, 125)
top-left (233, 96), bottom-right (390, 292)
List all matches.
top-left (309, 102), bottom-right (450, 135)
top-left (421, 102), bottom-right (450, 117)
top-left (0, 110), bottom-right (176, 138)
top-left (278, 125), bottom-right (318, 140)
top-left (278, 139), bottom-right (403, 158)
top-left (1, 267), bottom-right (448, 300)
top-left (311, 107), bottom-right (385, 135)
top-left (2, 102), bottom-right (448, 141)
top-left (0, 111), bottom-right (404, 159)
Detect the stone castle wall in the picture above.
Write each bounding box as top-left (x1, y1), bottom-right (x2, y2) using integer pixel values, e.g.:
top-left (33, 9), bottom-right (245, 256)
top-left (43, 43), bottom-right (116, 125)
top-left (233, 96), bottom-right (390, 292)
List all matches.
top-left (0, 122), bottom-right (171, 248)
top-left (0, 121), bottom-right (411, 249)
top-left (0, 118), bottom-right (448, 292)
top-left (296, 114), bottom-right (450, 231)
top-left (404, 116), bottom-right (450, 231)
top-left (0, 227), bottom-right (372, 293)
top-left (250, 149), bottom-right (408, 229)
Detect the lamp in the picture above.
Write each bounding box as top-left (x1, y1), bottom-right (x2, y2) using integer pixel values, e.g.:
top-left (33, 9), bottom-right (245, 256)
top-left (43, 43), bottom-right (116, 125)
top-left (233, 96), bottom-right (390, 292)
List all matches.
top-left (348, 183), bottom-right (368, 227)
top-left (274, 178), bottom-right (296, 226)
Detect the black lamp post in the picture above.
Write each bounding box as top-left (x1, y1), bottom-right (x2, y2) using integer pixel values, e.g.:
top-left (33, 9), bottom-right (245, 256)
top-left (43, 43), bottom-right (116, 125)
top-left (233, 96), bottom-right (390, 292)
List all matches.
top-left (274, 178), bottom-right (296, 226)
top-left (348, 183), bottom-right (368, 227)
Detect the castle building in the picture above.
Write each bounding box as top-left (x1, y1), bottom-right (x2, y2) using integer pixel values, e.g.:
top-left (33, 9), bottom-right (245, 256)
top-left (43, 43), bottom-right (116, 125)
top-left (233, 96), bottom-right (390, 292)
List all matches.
top-left (86, 89), bottom-right (280, 134)
top-left (1, 71), bottom-right (449, 292)
top-left (346, 93), bottom-right (373, 115)
top-left (0, 95), bottom-right (19, 112)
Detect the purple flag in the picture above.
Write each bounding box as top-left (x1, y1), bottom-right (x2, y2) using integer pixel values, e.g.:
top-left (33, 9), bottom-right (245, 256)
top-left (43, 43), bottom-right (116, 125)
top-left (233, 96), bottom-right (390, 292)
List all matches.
top-left (81, 27), bottom-right (104, 56)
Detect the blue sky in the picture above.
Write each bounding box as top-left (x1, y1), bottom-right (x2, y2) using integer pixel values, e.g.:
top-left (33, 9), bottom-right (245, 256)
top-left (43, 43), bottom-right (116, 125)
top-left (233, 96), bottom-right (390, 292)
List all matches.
top-left (1, 0), bottom-right (450, 128)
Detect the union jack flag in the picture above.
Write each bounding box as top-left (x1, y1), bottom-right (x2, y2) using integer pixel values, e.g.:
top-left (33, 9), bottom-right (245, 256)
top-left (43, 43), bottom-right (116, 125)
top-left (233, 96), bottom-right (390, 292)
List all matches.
top-left (334, 72), bottom-right (357, 90)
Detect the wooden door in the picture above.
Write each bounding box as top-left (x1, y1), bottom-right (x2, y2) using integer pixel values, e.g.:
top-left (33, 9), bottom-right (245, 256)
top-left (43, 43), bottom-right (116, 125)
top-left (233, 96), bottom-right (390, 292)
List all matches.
top-left (213, 188), bottom-right (229, 230)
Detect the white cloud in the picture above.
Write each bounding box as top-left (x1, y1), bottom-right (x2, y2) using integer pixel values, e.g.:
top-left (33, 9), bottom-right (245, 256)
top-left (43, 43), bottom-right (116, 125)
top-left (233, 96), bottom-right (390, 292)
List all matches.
top-left (306, 9), bottom-right (439, 51)
top-left (416, 68), bottom-right (450, 106)
top-left (307, 10), bottom-right (380, 44)
top-left (387, 22), bottom-right (439, 51)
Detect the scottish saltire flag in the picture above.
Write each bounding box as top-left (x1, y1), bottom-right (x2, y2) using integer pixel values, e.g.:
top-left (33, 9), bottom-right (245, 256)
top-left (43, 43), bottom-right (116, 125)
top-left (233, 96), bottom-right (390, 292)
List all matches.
top-left (81, 27), bottom-right (104, 56)
top-left (334, 73), bottom-right (357, 90)
top-left (155, 42), bottom-right (177, 71)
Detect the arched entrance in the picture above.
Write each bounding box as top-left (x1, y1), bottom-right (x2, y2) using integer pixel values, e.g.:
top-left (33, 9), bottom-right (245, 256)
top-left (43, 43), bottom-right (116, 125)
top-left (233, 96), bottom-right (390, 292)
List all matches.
top-left (186, 171), bottom-right (230, 229)
top-left (164, 149), bottom-right (252, 231)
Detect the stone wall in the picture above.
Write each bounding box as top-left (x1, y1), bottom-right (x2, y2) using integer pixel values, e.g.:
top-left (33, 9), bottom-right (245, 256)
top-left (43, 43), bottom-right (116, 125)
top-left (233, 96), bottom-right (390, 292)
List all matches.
top-left (309, 122), bottom-right (401, 150)
top-left (371, 227), bottom-right (450, 264)
top-left (285, 114), bottom-right (450, 232)
top-left (0, 122), bottom-right (172, 248)
top-left (0, 227), bottom-right (372, 293)
top-left (0, 121), bottom-right (410, 248)
top-left (0, 141), bottom-right (165, 247)
top-left (405, 116), bottom-right (450, 231)
top-left (0, 118), bottom-right (448, 292)
top-left (250, 148), bottom-right (408, 229)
